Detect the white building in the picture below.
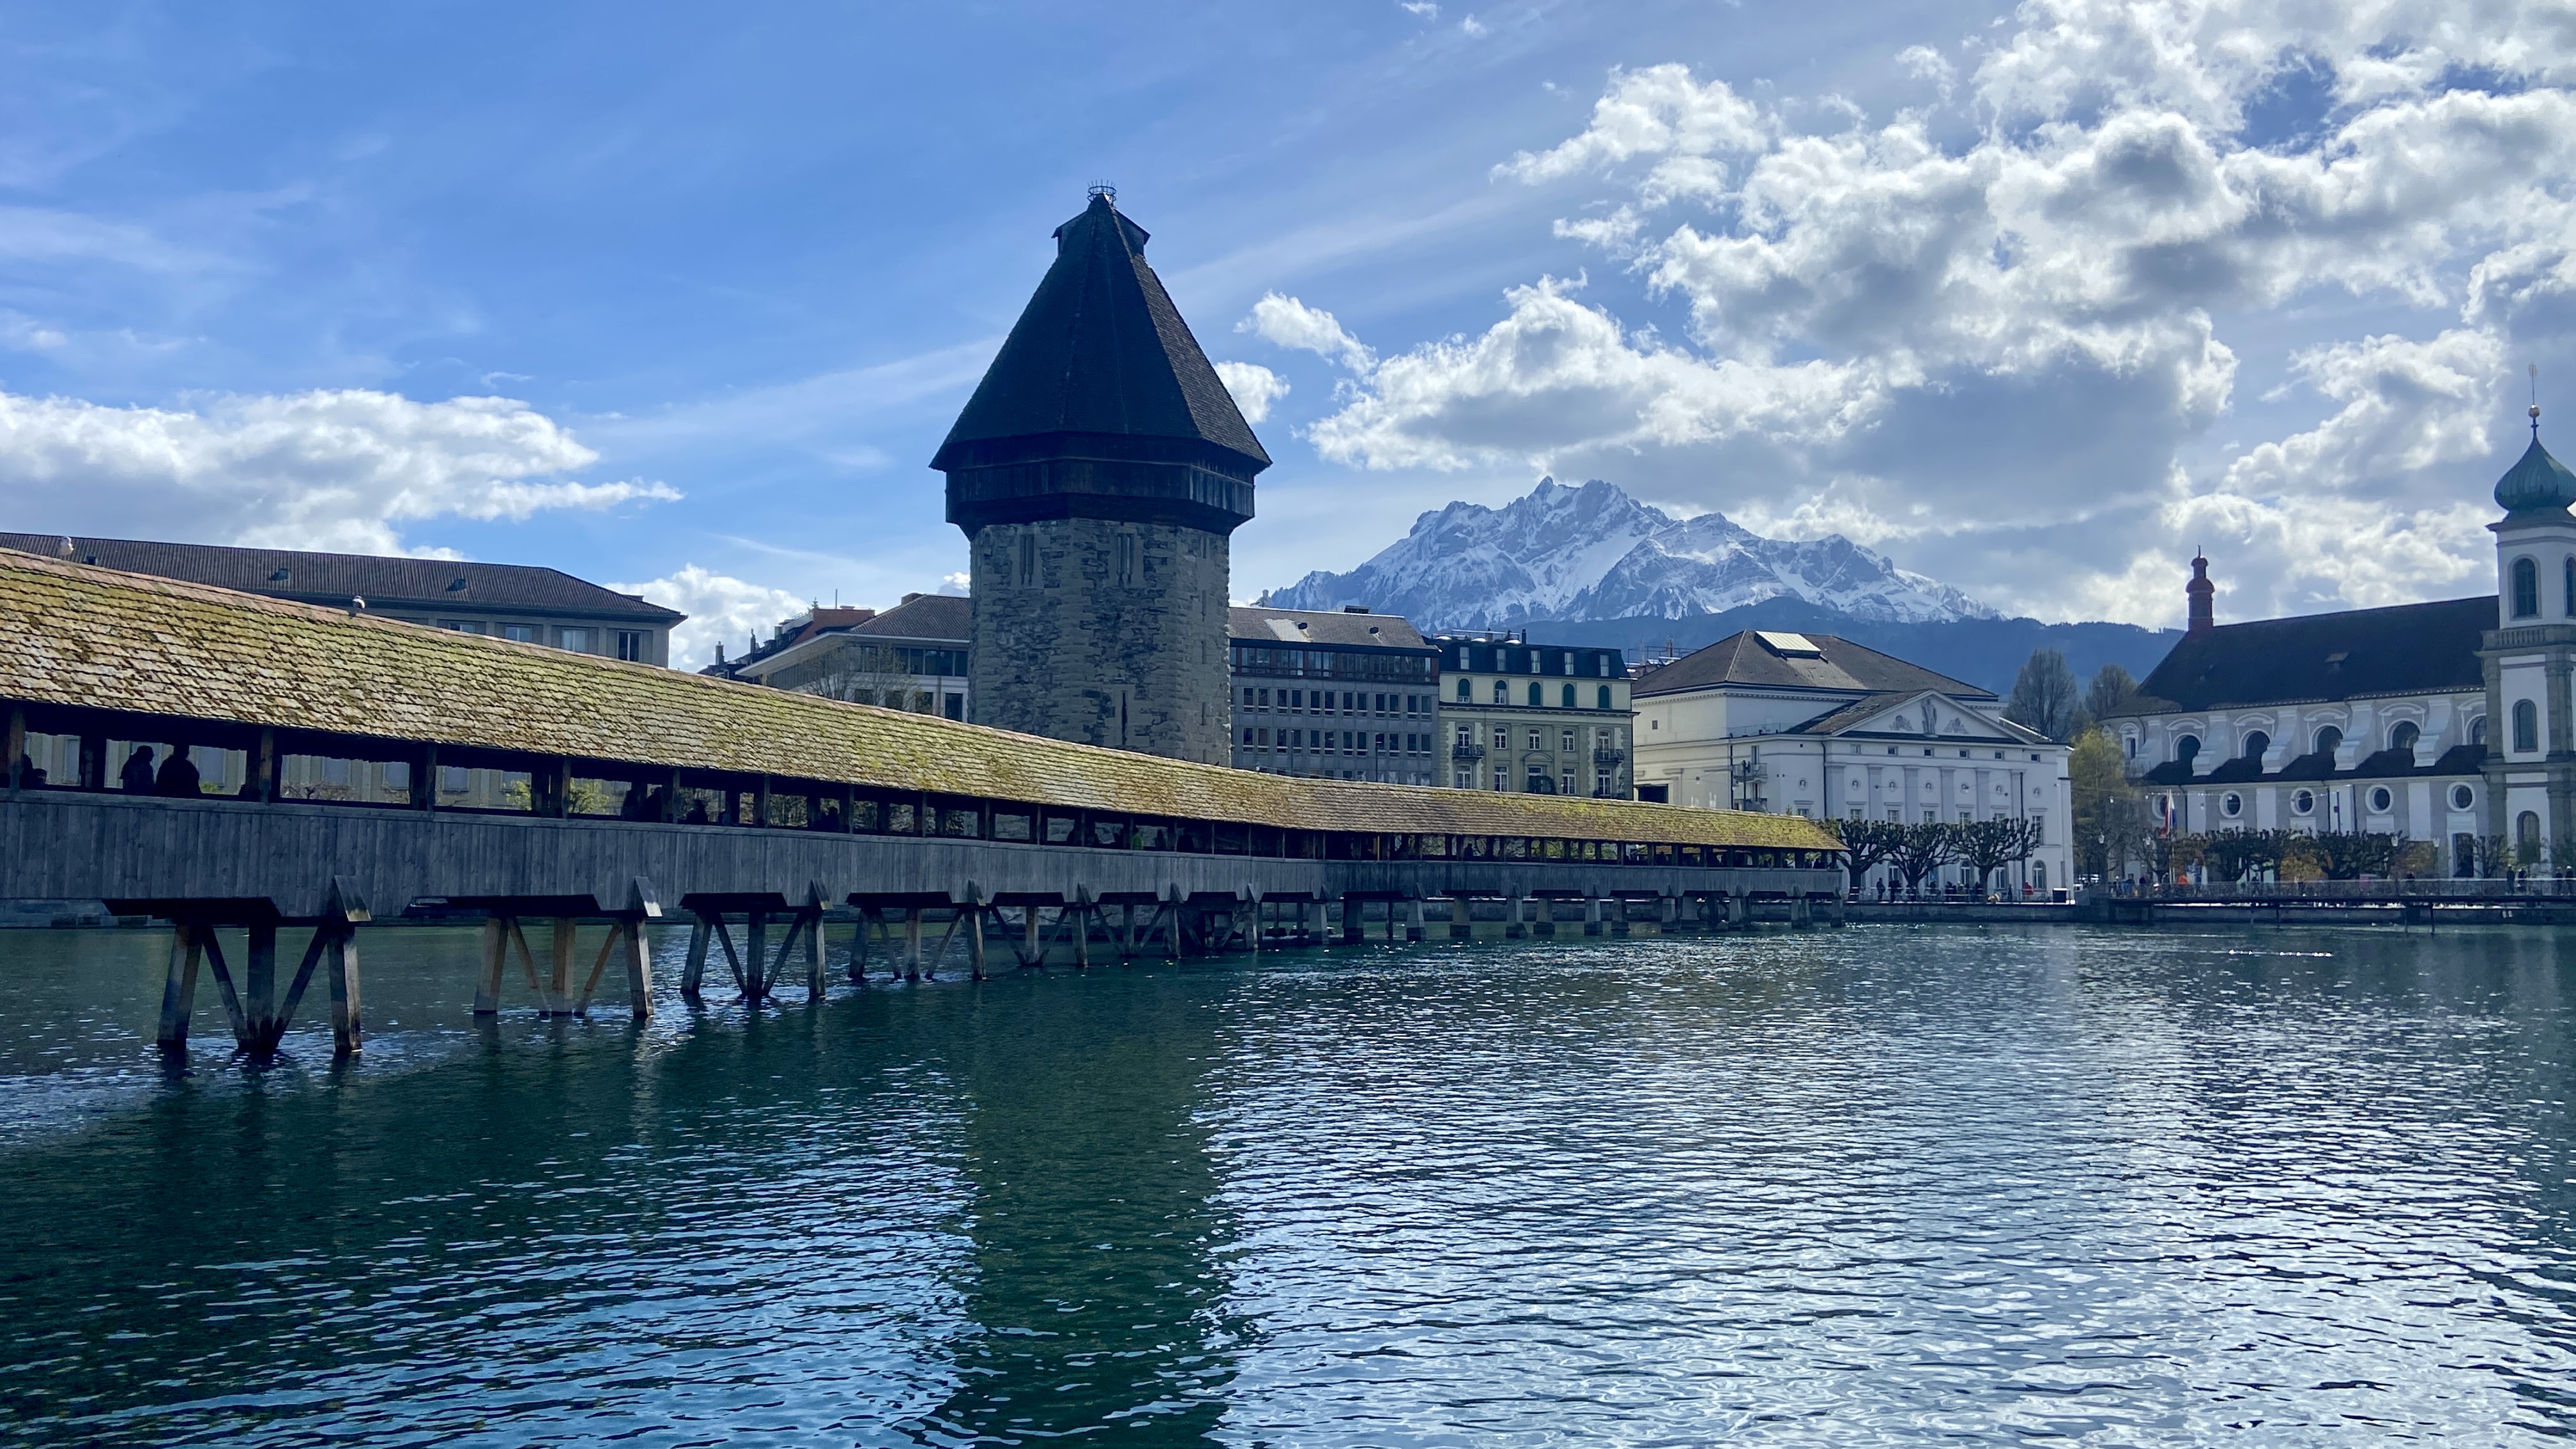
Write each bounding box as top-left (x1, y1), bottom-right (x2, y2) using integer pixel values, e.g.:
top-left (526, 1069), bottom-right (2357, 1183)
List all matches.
top-left (1632, 629), bottom-right (2072, 893)
top-left (2104, 416), bottom-right (2576, 873)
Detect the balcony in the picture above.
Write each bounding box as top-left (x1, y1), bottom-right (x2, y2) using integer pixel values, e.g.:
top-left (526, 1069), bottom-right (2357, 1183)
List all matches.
top-left (1592, 747), bottom-right (1625, 769)
top-left (1450, 742), bottom-right (1487, 762)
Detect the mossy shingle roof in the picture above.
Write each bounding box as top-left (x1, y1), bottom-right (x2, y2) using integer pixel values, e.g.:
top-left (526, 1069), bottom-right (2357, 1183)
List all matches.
top-left (0, 548), bottom-right (1836, 851)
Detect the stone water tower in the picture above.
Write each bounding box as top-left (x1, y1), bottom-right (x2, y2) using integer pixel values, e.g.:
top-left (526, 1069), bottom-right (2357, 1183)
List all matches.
top-left (933, 189), bottom-right (1268, 763)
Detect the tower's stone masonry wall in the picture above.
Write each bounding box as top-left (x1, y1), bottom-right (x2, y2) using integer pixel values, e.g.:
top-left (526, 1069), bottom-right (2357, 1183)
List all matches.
top-left (968, 518), bottom-right (1233, 763)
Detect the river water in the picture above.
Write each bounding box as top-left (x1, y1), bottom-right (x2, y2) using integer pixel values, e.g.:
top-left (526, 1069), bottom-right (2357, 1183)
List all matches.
top-left (3, 922), bottom-right (2574, 1445)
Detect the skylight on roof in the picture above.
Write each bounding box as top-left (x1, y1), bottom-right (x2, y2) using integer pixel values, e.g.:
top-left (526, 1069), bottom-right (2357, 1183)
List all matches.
top-left (1754, 631), bottom-right (1824, 658)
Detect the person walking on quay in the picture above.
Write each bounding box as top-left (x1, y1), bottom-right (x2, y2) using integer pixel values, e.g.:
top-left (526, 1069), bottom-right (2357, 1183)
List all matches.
top-left (119, 744), bottom-right (155, 792)
top-left (154, 744), bottom-right (201, 797)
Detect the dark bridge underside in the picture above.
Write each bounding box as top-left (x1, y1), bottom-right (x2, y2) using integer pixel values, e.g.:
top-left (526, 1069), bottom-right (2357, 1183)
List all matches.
top-left (1, 794), bottom-right (1839, 923)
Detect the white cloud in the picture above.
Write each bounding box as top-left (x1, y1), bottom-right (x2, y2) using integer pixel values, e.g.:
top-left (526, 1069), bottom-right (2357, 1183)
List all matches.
top-left (0, 387), bottom-right (676, 555)
top-left (1212, 360), bottom-right (1290, 422)
top-left (1460, 14), bottom-right (1486, 36)
top-left (1239, 293), bottom-right (1377, 372)
top-left (1399, 0), bottom-right (1438, 15)
top-left (939, 572), bottom-right (971, 595)
top-left (1287, 3), bottom-right (2576, 622)
top-left (609, 564), bottom-right (804, 672)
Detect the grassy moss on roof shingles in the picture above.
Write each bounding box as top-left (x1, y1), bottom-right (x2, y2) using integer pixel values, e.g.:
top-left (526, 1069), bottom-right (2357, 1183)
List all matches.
top-left (0, 551), bottom-right (1840, 852)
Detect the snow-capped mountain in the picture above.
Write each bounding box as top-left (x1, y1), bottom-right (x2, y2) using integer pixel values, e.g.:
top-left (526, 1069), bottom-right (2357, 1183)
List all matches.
top-left (1261, 478), bottom-right (1995, 631)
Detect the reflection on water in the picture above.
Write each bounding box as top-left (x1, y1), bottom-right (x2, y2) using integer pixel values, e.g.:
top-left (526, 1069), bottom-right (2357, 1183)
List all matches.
top-left (1, 923), bottom-right (2575, 1444)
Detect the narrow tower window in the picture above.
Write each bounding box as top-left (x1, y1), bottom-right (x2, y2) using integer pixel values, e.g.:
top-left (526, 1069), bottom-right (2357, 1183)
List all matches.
top-left (2563, 555), bottom-right (2573, 616)
top-left (1018, 533), bottom-right (1038, 589)
top-left (2515, 699), bottom-right (2540, 753)
top-left (1117, 533), bottom-right (1137, 586)
top-left (2514, 556), bottom-right (2539, 618)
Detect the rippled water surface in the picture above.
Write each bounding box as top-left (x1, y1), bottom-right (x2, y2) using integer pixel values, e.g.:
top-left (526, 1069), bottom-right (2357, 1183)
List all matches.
top-left (4, 922), bottom-right (2575, 1445)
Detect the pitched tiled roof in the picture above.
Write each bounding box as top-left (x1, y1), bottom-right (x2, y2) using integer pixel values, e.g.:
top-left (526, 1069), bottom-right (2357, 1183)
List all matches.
top-left (1633, 631), bottom-right (1989, 700)
top-left (2113, 596), bottom-right (2491, 714)
top-left (0, 533), bottom-right (681, 622)
top-left (0, 548), bottom-right (1835, 851)
top-left (849, 594), bottom-right (970, 641)
top-left (931, 194), bottom-right (1268, 471)
top-left (1229, 606), bottom-right (1432, 652)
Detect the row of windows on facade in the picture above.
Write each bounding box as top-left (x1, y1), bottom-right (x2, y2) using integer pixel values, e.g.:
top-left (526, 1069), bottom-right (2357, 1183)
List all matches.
top-left (1844, 807), bottom-right (2047, 841)
top-left (1452, 765), bottom-right (1619, 795)
top-left (1453, 678), bottom-right (1621, 709)
top-left (1239, 729), bottom-right (1437, 755)
top-left (2157, 781), bottom-right (2478, 822)
top-left (1229, 646), bottom-right (1438, 684)
top-left (1442, 645), bottom-right (1620, 678)
top-left (2509, 554), bottom-right (2576, 620)
top-left (1238, 687), bottom-right (1434, 716)
top-left (2136, 721), bottom-right (2450, 765)
top-left (1456, 724), bottom-right (1628, 753)
top-left (429, 619), bottom-right (650, 661)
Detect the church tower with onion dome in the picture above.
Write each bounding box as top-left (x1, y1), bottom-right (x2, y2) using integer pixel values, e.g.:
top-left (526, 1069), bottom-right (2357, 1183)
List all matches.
top-left (2483, 371), bottom-right (2576, 861)
top-left (933, 189), bottom-right (1267, 764)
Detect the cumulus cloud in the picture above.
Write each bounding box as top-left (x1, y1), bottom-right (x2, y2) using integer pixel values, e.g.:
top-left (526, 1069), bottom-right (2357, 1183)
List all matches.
top-left (1239, 293), bottom-right (1377, 372)
top-left (0, 387), bottom-right (677, 555)
top-left (608, 564), bottom-right (804, 672)
top-left (1212, 360), bottom-right (1290, 422)
top-left (1280, 1), bottom-right (2576, 623)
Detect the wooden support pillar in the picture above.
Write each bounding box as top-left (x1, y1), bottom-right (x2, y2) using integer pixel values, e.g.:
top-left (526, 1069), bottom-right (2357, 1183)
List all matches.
top-left (413, 743), bottom-right (437, 811)
top-left (1022, 903), bottom-right (1041, 967)
top-left (1168, 892), bottom-right (1184, 960)
top-left (1612, 896), bottom-right (1631, 937)
top-left (1658, 895), bottom-right (1678, 933)
top-left (1309, 898), bottom-right (1331, 946)
top-left (848, 907), bottom-right (873, 984)
top-left (1729, 893), bottom-right (1750, 928)
top-left (1072, 890), bottom-right (1093, 969)
top-left (924, 908), bottom-right (962, 982)
top-left (3, 703), bottom-right (24, 797)
top-left (803, 886), bottom-right (829, 1000)
top-left (742, 910), bottom-right (769, 1003)
top-left (1121, 903), bottom-right (1140, 960)
top-left (1505, 894), bottom-right (1528, 940)
top-left (1790, 896), bottom-right (1813, 929)
top-left (244, 919), bottom-right (280, 1047)
top-left (1341, 896), bottom-right (1365, 945)
top-left (326, 926), bottom-right (363, 1057)
top-left (1449, 894), bottom-right (1471, 941)
top-left (620, 919), bottom-right (656, 1018)
top-left (1532, 896), bottom-right (1556, 939)
top-left (1246, 895), bottom-right (1262, 956)
top-left (682, 913), bottom-right (712, 1001)
top-left (755, 774), bottom-right (772, 827)
top-left (77, 733), bottom-right (104, 792)
top-left (905, 907), bottom-right (924, 979)
top-left (1584, 895), bottom-right (1604, 937)
top-left (548, 917), bottom-right (577, 1015)
top-left (156, 922), bottom-right (203, 1049)
top-left (473, 918), bottom-right (507, 1013)
top-left (1405, 898), bottom-right (1425, 943)
top-left (967, 903), bottom-right (987, 980)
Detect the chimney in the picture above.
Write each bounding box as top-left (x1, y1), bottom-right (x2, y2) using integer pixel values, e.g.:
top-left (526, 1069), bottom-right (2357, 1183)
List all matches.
top-left (2186, 552), bottom-right (2215, 636)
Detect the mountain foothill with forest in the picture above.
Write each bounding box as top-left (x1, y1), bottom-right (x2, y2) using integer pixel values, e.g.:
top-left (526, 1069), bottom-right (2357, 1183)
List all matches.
top-left (1262, 477), bottom-right (2179, 702)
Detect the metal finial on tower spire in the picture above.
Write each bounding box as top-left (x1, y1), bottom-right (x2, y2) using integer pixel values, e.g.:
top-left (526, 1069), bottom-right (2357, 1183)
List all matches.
top-left (2532, 363), bottom-right (2542, 438)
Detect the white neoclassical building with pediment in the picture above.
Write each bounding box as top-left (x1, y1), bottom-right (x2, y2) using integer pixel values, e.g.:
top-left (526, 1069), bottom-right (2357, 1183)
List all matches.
top-left (1632, 630), bottom-right (2073, 893)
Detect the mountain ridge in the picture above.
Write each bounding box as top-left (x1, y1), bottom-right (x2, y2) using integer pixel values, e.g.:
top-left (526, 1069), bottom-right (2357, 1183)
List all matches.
top-left (1262, 477), bottom-right (1996, 629)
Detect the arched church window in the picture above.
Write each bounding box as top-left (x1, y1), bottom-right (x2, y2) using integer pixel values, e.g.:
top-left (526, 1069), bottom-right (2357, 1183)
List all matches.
top-left (2514, 699), bottom-right (2540, 754)
top-left (2313, 726), bottom-right (2342, 756)
top-left (2241, 731), bottom-right (2269, 760)
top-left (2514, 556), bottom-right (2540, 618)
top-left (2389, 721), bottom-right (2419, 754)
top-left (2174, 734), bottom-right (2200, 765)
top-left (2472, 716), bottom-right (2488, 746)
top-left (2520, 810), bottom-right (2543, 862)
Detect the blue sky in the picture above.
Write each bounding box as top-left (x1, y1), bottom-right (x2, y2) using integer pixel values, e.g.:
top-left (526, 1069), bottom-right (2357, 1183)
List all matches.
top-left (6, 1), bottom-right (2573, 665)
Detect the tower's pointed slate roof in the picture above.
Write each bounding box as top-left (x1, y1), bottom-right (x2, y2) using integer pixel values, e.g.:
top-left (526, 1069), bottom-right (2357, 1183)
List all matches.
top-left (933, 193), bottom-right (1268, 472)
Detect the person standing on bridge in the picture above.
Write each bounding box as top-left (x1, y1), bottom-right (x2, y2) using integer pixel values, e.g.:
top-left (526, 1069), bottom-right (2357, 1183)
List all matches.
top-left (119, 744), bottom-right (155, 792)
top-left (154, 744), bottom-right (201, 797)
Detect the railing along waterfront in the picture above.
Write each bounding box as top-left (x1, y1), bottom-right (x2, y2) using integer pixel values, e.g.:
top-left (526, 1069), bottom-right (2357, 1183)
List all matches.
top-left (2097, 878), bottom-right (2576, 903)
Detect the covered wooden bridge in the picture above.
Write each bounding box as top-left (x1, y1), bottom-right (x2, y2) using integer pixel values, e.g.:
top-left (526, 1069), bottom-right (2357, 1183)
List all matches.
top-left (0, 549), bottom-right (1845, 1057)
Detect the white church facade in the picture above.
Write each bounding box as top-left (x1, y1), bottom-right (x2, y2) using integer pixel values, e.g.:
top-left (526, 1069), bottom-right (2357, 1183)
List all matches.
top-left (1631, 630), bottom-right (2073, 894)
top-left (2106, 414), bottom-right (2576, 873)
